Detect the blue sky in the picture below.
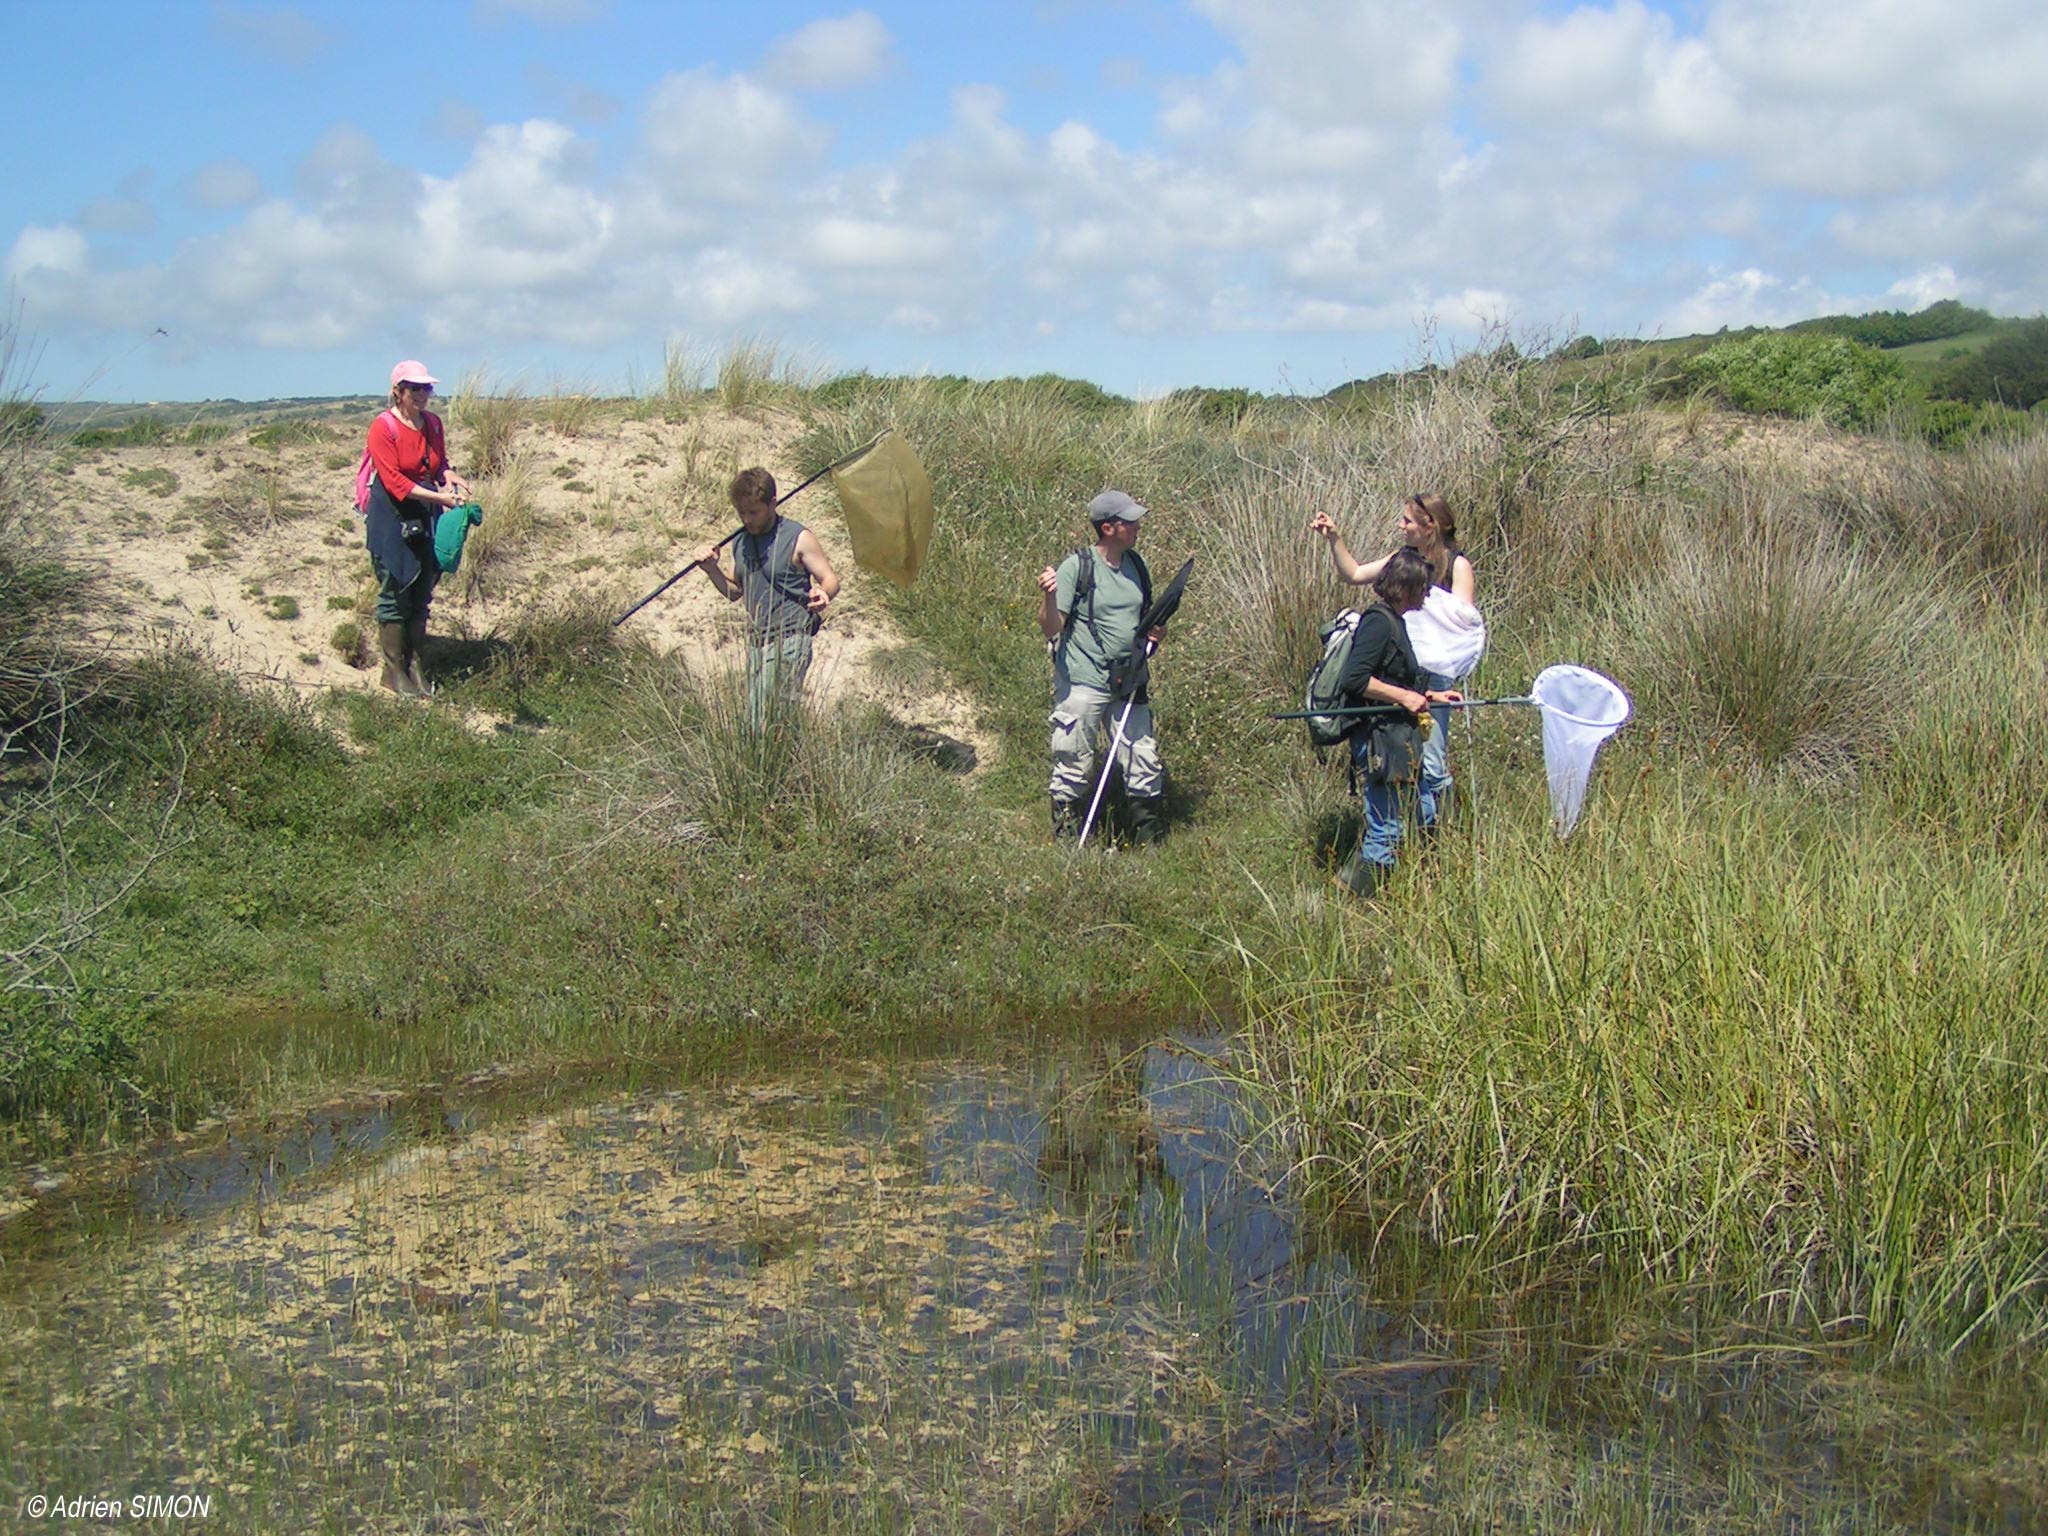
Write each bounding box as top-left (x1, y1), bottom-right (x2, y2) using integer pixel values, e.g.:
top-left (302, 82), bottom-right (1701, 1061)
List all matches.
top-left (4, 0), bottom-right (2044, 402)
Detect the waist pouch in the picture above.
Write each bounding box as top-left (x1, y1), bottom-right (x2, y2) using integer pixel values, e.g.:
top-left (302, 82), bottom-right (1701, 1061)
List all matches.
top-left (1106, 652), bottom-right (1150, 706)
top-left (1356, 718), bottom-right (1421, 785)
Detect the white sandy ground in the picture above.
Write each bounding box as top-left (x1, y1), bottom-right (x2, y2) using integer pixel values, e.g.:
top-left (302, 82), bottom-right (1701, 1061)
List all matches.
top-left (53, 401), bottom-right (994, 764)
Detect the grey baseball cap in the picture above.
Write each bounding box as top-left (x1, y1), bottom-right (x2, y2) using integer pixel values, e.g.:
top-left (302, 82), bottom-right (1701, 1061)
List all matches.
top-left (1088, 489), bottom-right (1148, 522)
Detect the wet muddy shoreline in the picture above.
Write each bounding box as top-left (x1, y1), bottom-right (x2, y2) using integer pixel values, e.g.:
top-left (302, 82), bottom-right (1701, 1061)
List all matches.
top-left (2, 1030), bottom-right (2035, 1531)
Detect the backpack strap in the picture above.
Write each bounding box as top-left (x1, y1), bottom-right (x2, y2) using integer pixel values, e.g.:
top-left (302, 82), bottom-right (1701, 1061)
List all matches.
top-left (1054, 545), bottom-right (1154, 660)
top-left (1057, 544), bottom-right (1093, 648)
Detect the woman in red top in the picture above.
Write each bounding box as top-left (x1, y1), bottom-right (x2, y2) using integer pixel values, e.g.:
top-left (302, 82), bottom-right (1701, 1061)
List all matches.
top-left (363, 360), bottom-right (470, 696)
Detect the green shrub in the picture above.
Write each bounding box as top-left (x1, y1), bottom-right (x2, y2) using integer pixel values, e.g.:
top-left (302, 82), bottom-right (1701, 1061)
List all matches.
top-left (1682, 333), bottom-right (1906, 428)
top-left (1931, 318), bottom-right (2048, 411)
top-left (0, 977), bottom-right (151, 1118)
top-left (1921, 398), bottom-right (1985, 449)
top-left (1918, 398), bottom-right (2037, 449)
top-left (70, 417), bottom-right (173, 449)
top-left (1789, 298), bottom-right (1994, 349)
top-left (69, 418), bottom-right (234, 449)
top-left (95, 648), bottom-right (345, 819)
top-left (121, 466), bottom-right (179, 497)
top-left (267, 595), bottom-right (300, 621)
top-left (247, 420), bottom-right (337, 450)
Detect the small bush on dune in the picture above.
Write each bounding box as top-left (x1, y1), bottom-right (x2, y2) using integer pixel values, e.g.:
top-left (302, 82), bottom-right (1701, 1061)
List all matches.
top-left (714, 336), bottom-right (823, 413)
top-left (537, 382), bottom-right (602, 437)
top-left (454, 453), bottom-right (536, 601)
top-left (92, 644), bottom-right (344, 814)
top-left (1681, 332), bottom-right (1906, 429)
top-left (0, 510), bottom-right (101, 753)
top-left (246, 419), bottom-right (338, 450)
top-left (1608, 525), bottom-right (1929, 777)
top-left (463, 587), bottom-right (628, 701)
top-left (451, 368), bottom-right (526, 478)
top-left (601, 657), bottom-right (927, 851)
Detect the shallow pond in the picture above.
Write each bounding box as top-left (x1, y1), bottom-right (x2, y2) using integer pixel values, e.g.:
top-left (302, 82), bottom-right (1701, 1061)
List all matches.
top-left (1, 1037), bottom-right (2034, 1532)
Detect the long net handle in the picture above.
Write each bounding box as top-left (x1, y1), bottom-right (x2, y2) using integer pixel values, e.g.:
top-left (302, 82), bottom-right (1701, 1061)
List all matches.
top-left (610, 437), bottom-right (882, 627)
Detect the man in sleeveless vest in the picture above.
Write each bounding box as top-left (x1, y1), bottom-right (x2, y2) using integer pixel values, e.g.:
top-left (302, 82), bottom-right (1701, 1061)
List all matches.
top-left (694, 467), bottom-right (841, 719)
top-left (1034, 490), bottom-right (1169, 844)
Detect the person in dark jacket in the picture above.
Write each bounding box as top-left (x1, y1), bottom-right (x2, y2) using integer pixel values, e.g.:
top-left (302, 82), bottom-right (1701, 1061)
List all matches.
top-left (363, 360), bottom-right (470, 697)
top-left (1333, 548), bottom-right (1463, 897)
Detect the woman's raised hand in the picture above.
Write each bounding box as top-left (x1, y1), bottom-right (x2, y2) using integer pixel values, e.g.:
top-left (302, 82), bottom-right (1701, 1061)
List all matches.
top-left (1309, 510), bottom-right (1338, 540)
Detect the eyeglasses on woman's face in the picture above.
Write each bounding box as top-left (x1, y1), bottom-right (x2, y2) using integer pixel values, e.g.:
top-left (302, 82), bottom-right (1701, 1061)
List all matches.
top-left (401, 382), bottom-right (433, 396)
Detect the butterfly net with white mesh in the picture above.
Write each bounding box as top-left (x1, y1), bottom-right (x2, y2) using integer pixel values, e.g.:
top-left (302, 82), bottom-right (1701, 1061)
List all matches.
top-left (1529, 665), bottom-right (1632, 836)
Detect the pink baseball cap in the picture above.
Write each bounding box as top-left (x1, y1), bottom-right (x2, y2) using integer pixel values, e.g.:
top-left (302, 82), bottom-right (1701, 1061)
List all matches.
top-left (389, 359), bottom-right (438, 388)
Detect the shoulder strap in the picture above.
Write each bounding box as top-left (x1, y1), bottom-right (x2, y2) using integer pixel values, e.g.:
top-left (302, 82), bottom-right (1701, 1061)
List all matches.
top-left (1058, 545), bottom-right (1092, 644)
top-left (1128, 549), bottom-right (1152, 616)
top-left (1056, 545), bottom-right (1151, 647)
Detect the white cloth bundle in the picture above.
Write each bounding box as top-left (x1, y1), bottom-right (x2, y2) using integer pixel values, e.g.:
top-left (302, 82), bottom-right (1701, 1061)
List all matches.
top-left (1403, 588), bottom-right (1487, 681)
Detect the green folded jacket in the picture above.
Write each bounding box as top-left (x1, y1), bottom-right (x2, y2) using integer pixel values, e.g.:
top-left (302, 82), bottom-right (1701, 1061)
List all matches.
top-left (434, 502), bottom-right (484, 574)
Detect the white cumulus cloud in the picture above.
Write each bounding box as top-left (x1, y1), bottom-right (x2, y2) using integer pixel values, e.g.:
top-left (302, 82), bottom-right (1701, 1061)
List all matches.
top-left (760, 11), bottom-right (895, 91)
top-left (643, 69), bottom-right (830, 202)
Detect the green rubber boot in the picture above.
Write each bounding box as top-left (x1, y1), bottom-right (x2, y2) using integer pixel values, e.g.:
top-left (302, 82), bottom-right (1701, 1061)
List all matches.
top-left (1050, 796), bottom-right (1082, 842)
top-left (1128, 795), bottom-right (1165, 847)
top-left (379, 622), bottom-right (420, 697)
top-left (404, 618), bottom-right (433, 697)
top-left (1332, 849), bottom-right (1387, 899)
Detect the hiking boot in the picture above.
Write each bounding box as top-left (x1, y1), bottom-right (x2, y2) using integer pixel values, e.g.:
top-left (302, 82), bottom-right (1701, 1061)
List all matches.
top-left (1332, 850), bottom-right (1388, 899)
top-left (1128, 795), bottom-right (1165, 847)
top-left (379, 622), bottom-right (421, 697)
top-left (1050, 796), bottom-right (1082, 842)
top-left (404, 619), bottom-right (433, 697)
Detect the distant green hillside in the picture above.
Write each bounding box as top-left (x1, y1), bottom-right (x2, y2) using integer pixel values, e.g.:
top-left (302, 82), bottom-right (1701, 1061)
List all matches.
top-left (1317, 302), bottom-right (2046, 447)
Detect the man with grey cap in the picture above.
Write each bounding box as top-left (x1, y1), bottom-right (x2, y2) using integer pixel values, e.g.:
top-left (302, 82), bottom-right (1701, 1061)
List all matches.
top-left (1035, 489), bottom-right (1169, 844)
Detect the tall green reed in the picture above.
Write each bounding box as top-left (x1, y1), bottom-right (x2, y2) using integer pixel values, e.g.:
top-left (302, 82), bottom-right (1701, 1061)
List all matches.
top-left (451, 367), bottom-right (527, 479)
top-left (1223, 763), bottom-right (2048, 1356)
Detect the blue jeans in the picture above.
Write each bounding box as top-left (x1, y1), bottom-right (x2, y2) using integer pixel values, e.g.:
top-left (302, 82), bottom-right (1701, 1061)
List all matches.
top-left (1419, 668), bottom-right (1454, 827)
top-left (1355, 780), bottom-right (1412, 869)
top-left (1348, 734), bottom-right (1435, 871)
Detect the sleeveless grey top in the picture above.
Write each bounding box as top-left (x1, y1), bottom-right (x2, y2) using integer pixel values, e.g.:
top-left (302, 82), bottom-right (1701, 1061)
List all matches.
top-left (734, 515), bottom-right (816, 639)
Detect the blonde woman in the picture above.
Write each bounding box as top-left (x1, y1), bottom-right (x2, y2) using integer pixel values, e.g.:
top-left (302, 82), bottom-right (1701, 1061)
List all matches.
top-left (1310, 493), bottom-right (1481, 827)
